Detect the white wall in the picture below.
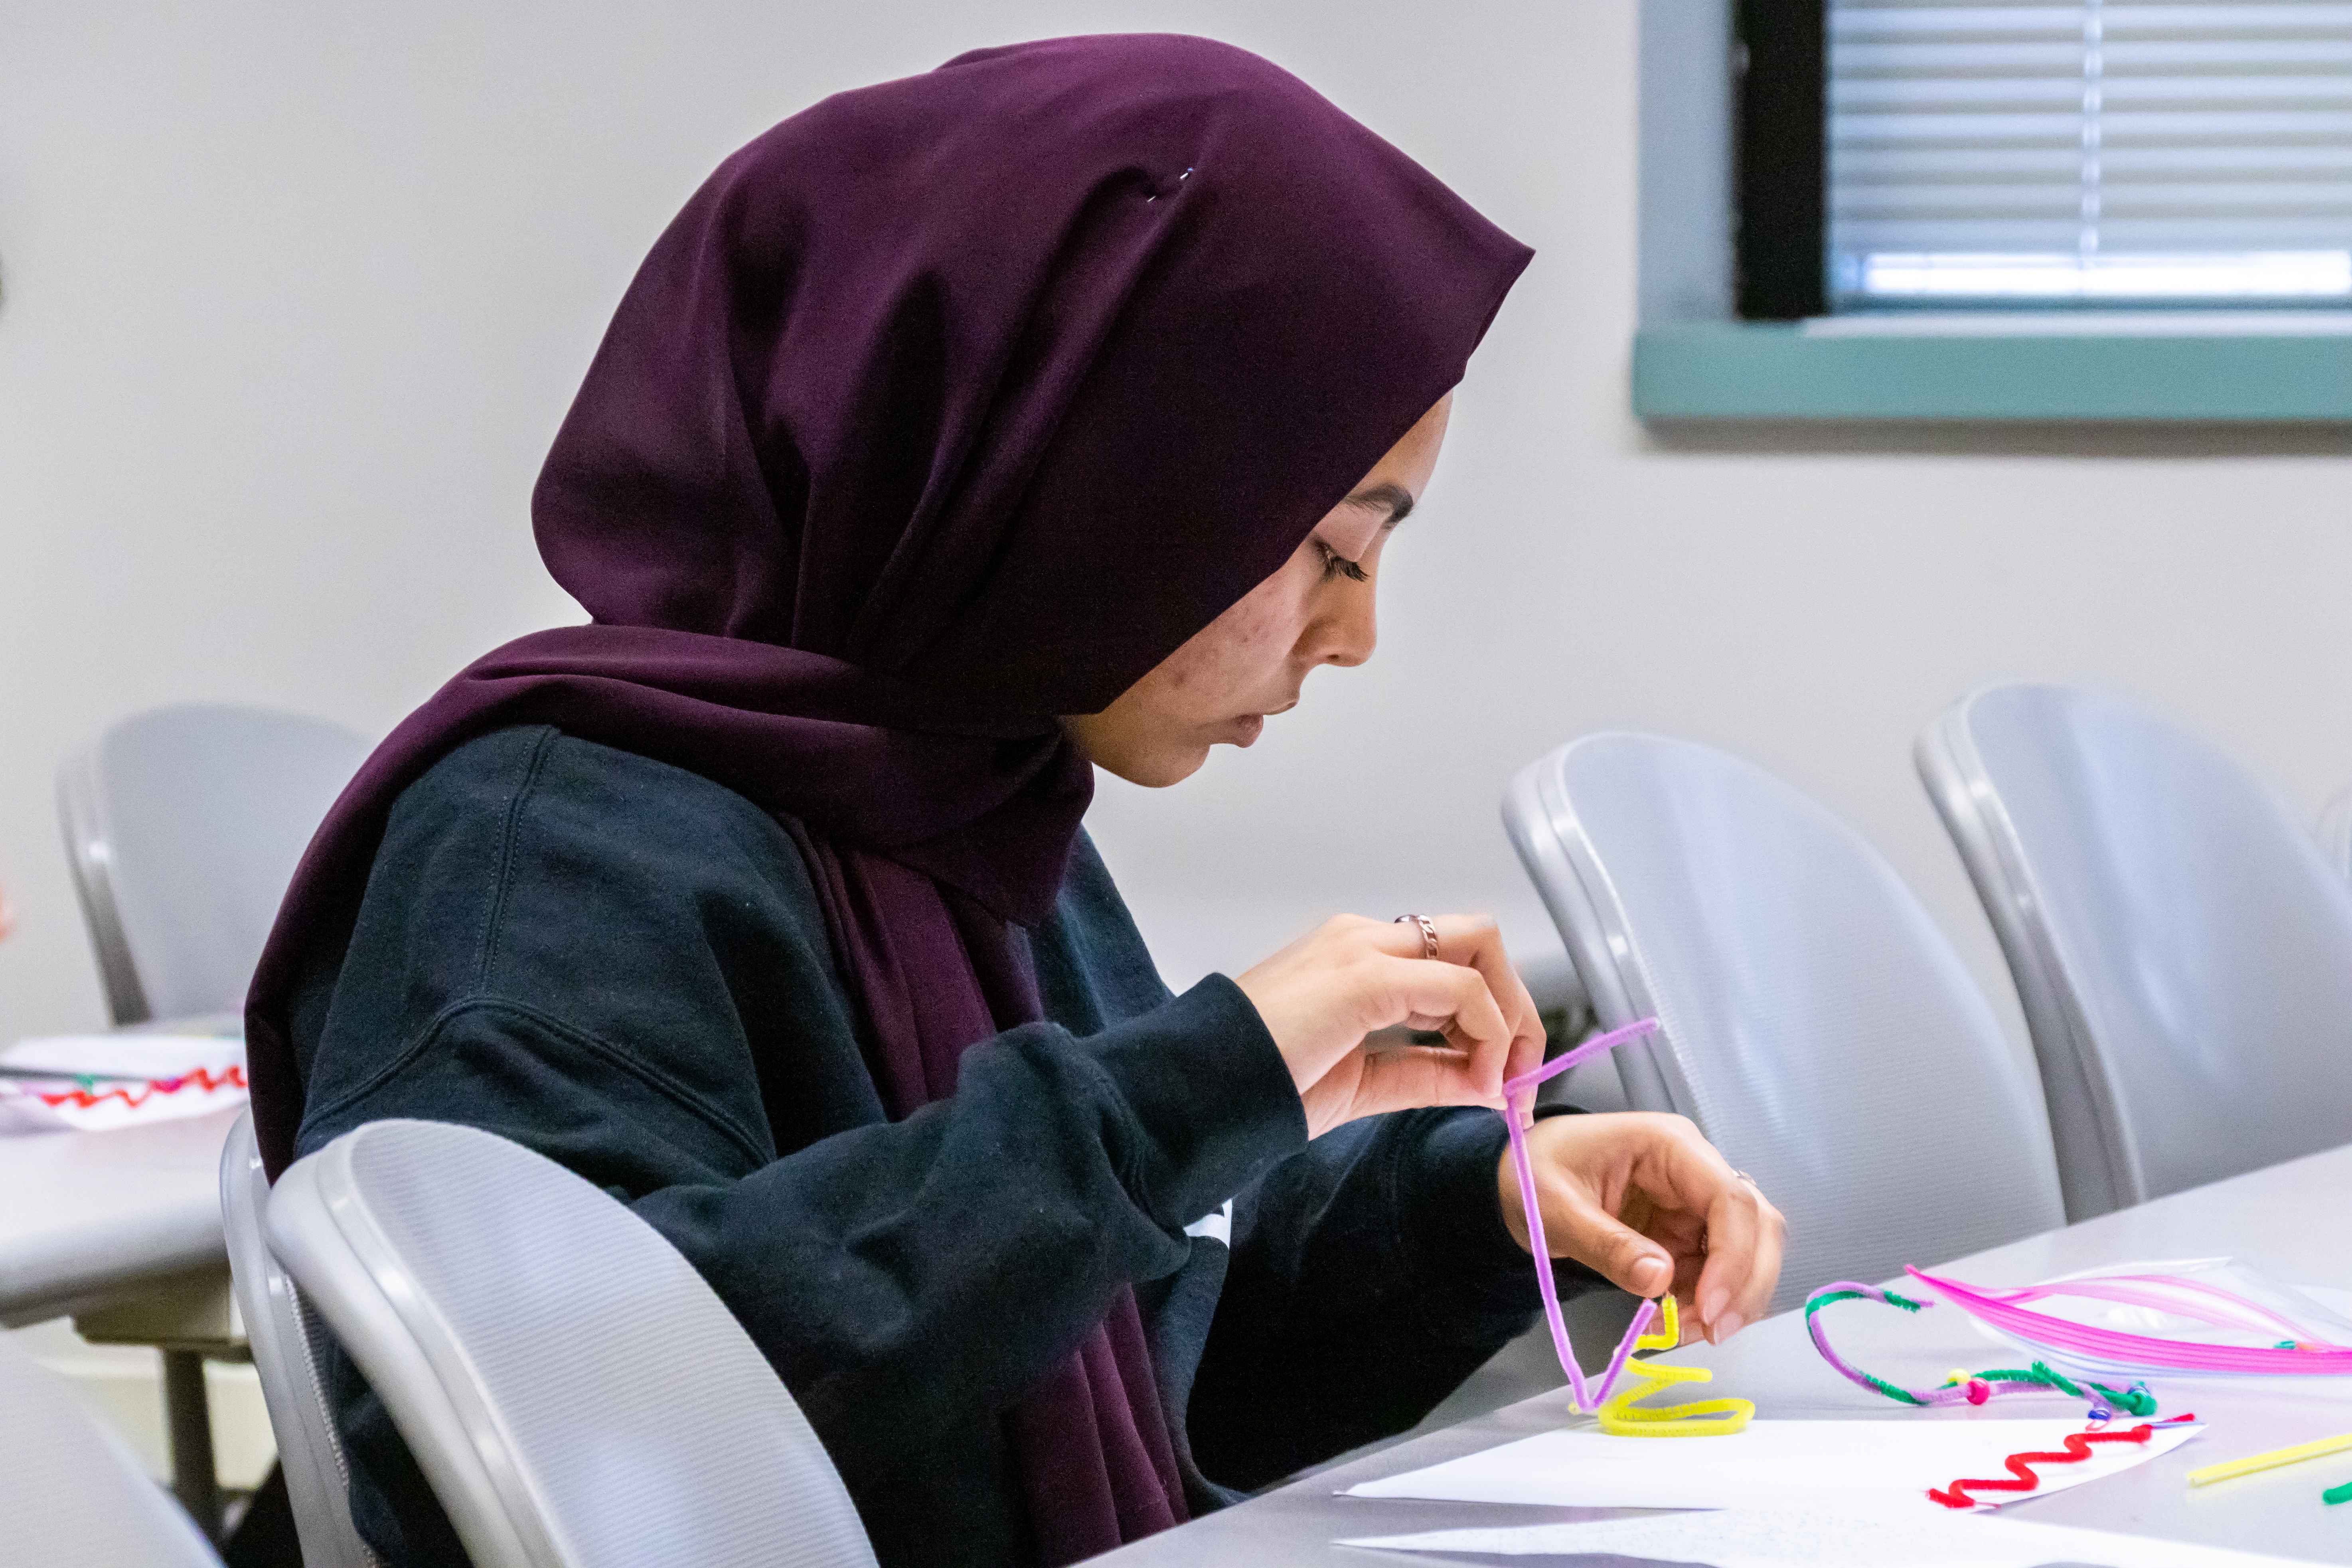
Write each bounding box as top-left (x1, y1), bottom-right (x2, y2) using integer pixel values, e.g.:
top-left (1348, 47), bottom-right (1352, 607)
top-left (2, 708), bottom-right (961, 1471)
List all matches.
top-left (4, 0), bottom-right (2349, 1064)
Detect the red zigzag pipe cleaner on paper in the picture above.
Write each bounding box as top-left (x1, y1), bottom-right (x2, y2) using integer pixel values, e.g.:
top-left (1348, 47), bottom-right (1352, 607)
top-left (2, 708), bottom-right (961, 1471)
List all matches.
top-left (1927, 1416), bottom-right (2196, 1509)
top-left (34, 1063), bottom-right (246, 1112)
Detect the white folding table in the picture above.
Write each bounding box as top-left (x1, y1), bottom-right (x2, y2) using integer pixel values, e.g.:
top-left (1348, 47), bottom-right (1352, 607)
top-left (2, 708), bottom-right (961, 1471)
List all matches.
top-left (0, 1037), bottom-right (245, 1536)
top-left (0, 1104), bottom-right (240, 1328)
top-left (1090, 1141), bottom-right (2352, 1566)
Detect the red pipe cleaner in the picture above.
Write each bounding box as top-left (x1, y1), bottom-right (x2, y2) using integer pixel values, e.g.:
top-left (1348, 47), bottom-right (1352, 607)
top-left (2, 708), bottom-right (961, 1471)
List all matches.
top-left (1927, 1416), bottom-right (2195, 1509)
top-left (34, 1063), bottom-right (246, 1112)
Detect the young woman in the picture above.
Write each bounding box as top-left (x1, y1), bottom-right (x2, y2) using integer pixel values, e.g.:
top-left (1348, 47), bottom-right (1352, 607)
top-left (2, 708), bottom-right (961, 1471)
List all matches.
top-left (247, 35), bottom-right (1783, 1568)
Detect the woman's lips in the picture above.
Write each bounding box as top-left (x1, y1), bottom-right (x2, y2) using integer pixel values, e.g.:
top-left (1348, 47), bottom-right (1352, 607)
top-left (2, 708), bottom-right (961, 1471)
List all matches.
top-left (1226, 695), bottom-right (1300, 746)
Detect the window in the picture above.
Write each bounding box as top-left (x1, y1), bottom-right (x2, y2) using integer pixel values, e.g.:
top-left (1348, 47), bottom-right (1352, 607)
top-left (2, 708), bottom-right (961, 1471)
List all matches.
top-left (1739, 0), bottom-right (2352, 314)
top-left (1634, 1), bottom-right (2352, 419)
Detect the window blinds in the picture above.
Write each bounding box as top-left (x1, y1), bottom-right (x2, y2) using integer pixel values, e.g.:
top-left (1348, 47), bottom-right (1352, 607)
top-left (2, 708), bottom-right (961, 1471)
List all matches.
top-left (1827, 2), bottom-right (2352, 305)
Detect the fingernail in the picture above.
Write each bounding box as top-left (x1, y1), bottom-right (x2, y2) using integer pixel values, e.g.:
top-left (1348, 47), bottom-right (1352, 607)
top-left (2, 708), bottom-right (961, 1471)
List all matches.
top-left (1716, 1311), bottom-right (1745, 1341)
top-left (1699, 1286), bottom-right (1728, 1324)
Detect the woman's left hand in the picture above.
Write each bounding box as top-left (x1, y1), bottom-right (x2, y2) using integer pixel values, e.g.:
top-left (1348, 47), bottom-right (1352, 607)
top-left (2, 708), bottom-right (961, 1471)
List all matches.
top-left (1497, 1112), bottom-right (1785, 1345)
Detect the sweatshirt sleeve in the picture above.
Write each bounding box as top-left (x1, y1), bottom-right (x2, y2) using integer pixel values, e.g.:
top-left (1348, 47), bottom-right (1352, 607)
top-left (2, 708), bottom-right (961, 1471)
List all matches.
top-left (1185, 1102), bottom-right (1610, 1489)
top-left (291, 727), bottom-right (1307, 1565)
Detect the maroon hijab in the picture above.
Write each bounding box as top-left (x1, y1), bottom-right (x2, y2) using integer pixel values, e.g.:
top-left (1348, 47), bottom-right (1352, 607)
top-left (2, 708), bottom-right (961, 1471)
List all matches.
top-left (247, 34), bottom-right (1529, 1562)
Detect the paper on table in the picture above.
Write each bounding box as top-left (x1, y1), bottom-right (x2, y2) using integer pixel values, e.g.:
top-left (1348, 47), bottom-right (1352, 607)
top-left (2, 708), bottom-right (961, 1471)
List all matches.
top-left (1343, 1419), bottom-right (2200, 1511)
top-left (1338, 1503), bottom-right (2330, 1566)
top-left (0, 1034), bottom-right (247, 1134)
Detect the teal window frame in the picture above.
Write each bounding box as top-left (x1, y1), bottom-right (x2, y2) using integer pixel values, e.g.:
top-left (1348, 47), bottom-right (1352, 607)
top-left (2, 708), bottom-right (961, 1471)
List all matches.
top-left (1635, 2), bottom-right (2352, 423)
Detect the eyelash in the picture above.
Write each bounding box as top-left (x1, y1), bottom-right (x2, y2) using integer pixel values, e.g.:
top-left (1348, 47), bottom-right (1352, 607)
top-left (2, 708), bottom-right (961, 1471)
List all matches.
top-left (1314, 540), bottom-right (1369, 584)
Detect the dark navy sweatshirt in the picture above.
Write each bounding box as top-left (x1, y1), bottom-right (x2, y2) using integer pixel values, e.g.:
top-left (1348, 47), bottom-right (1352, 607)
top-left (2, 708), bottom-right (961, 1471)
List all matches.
top-left (287, 725), bottom-right (1592, 1567)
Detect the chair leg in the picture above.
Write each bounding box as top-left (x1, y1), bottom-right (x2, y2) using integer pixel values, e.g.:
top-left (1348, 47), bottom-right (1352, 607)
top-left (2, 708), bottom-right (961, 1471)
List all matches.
top-left (162, 1350), bottom-right (223, 1538)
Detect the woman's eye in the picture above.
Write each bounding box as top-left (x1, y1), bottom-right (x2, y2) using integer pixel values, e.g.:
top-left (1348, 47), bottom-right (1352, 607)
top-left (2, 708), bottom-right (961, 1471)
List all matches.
top-left (1314, 539), bottom-right (1370, 584)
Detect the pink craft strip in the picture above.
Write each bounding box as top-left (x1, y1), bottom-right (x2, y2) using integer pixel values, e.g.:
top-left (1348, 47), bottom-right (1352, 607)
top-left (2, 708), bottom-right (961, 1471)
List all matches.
top-left (1907, 1268), bottom-right (2352, 1376)
top-left (1920, 1272), bottom-right (2338, 1371)
top-left (1995, 1276), bottom-right (2319, 1342)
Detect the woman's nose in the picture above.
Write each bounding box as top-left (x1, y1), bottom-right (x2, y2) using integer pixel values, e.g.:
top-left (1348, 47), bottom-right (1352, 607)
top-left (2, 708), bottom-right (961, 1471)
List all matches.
top-left (1309, 589), bottom-right (1377, 669)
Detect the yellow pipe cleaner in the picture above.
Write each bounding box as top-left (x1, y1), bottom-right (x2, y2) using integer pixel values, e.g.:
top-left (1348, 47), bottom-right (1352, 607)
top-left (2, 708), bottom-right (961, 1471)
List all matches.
top-left (1595, 1295), bottom-right (1755, 1437)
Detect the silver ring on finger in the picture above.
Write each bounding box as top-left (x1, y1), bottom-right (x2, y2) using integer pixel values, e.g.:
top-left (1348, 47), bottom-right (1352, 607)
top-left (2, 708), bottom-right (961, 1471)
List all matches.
top-left (1732, 1170), bottom-right (1758, 1189)
top-left (1393, 912), bottom-right (1440, 960)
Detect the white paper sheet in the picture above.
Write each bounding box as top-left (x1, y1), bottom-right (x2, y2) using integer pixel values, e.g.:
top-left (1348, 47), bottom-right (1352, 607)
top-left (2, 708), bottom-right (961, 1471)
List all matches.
top-left (0, 1033), bottom-right (247, 1133)
top-left (1339, 1503), bottom-right (2327, 1566)
top-left (1343, 1419), bottom-right (2200, 1511)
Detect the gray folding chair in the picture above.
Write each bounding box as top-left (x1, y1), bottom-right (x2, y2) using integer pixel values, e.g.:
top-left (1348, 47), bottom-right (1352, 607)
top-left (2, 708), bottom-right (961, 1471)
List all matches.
top-left (1919, 683), bottom-right (2352, 1220)
top-left (58, 701), bottom-right (368, 1024)
top-left (1505, 734), bottom-right (2064, 1311)
top-left (0, 1330), bottom-right (223, 1567)
top-left (267, 1119), bottom-right (879, 1568)
top-left (54, 701), bottom-right (367, 1529)
top-left (220, 1112), bottom-right (380, 1567)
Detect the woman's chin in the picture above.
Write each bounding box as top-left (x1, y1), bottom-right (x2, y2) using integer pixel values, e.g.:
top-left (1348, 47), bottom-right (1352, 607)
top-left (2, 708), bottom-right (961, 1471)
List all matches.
top-left (1100, 740), bottom-right (1215, 789)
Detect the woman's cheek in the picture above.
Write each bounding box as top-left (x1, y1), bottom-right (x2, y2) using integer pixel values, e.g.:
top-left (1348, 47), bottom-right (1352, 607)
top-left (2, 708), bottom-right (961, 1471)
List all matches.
top-left (1214, 591), bottom-right (1299, 677)
top-left (1158, 558), bottom-right (1314, 709)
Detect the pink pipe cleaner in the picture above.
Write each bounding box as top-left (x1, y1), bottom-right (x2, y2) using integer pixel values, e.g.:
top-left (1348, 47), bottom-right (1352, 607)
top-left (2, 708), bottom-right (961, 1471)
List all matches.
top-left (1504, 1017), bottom-right (1664, 1412)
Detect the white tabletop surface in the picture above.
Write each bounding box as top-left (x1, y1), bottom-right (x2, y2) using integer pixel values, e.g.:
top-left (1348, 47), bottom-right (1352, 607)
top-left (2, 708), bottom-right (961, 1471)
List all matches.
top-left (0, 1016), bottom-right (245, 1326)
top-left (0, 1102), bottom-right (241, 1326)
top-left (1092, 1141), bottom-right (2352, 1566)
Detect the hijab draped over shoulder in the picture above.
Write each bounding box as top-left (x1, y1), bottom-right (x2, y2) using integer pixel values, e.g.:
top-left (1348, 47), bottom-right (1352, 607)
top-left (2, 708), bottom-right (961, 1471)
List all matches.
top-left (247, 34), bottom-right (1529, 1563)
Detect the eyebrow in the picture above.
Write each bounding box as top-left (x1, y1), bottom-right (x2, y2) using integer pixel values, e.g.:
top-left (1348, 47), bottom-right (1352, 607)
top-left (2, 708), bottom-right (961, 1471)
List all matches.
top-left (1342, 481), bottom-right (1416, 529)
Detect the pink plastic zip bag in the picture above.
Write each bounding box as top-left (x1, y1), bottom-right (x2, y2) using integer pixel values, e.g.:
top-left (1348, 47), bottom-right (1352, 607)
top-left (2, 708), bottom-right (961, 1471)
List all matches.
top-left (1906, 1258), bottom-right (2352, 1382)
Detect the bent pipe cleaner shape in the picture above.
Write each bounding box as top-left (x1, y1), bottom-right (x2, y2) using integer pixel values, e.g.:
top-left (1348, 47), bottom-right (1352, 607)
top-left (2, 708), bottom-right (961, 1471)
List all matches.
top-left (1803, 1282), bottom-right (2156, 1417)
top-left (1596, 1294), bottom-right (1754, 1436)
top-left (1927, 1418), bottom-right (2196, 1510)
top-left (26, 1063), bottom-right (247, 1112)
top-left (1504, 1018), bottom-right (1660, 1415)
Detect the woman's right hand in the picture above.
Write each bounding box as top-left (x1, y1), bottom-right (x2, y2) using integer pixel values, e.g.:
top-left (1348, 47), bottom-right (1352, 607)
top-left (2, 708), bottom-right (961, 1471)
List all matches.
top-left (1234, 914), bottom-right (1545, 1138)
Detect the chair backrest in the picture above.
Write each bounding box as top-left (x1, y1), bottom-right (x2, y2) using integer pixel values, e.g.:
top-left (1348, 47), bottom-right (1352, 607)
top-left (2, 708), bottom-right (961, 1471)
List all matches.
top-left (1919, 683), bottom-right (2352, 1219)
top-left (267, 1119), bottom-right (879, 1568)
top-left (219, 1112), bottom-right (380, 1568)
top-left (58, 703), bottom-right (367, 1023)
top-left (1505, 734), bottom-right (2064, 1311)
top-left (2317, 782), bottom-right (2352, 886)
top-left (0, 1329), bottom-right (223, 1567)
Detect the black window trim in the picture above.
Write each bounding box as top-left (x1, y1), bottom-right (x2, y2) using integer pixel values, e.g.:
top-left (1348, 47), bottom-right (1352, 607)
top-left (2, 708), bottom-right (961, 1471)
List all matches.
top-left (1735, 0), bottom-right (1828, 321)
